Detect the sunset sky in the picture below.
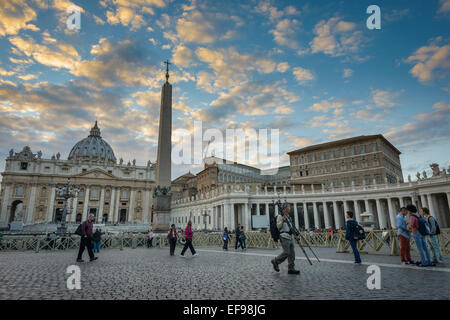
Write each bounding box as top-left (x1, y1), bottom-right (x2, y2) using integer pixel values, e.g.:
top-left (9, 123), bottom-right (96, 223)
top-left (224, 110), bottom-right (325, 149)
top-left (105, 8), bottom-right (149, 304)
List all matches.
top-left (0, 0), bottom-right (449, 180)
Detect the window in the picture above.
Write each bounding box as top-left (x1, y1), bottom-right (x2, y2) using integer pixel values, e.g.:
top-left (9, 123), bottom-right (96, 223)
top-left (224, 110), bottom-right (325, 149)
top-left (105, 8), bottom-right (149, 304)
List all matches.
top-left (20, 162), bottom-right (28, 170)
top-left (375, 175), bottom-right (382, 184)
top-left (44, 166), bottom-right (50, 173)
top-left (105, 190), bottom-right (111, 199)
top-left (360, 145), bottom-right (366, 153)
top-left (121, 189), bottom-right (128, 199)
top-left (91, 188), bottom-right (99, 199)
top-left (16, 186), bottom-right (24, 197)
top-left (364, 177), bottom-right (370, 185)
top-left (339, 150), bottom-right (344, 157)
top-left (82, 169), bottom-right (87, 173)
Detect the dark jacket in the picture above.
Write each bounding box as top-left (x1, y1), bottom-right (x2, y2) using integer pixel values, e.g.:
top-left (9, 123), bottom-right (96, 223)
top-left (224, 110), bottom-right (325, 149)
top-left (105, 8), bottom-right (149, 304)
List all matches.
top-left (235, 228), bottom-right (241, 237)
top-left (93, 231), bottom-right (102, 242)
top-left (81, 220), bottom-right (93, 237)
top-left (345, 220), bottom-right (358, 241)
top-left (167, 228), bottom-right (177, 240)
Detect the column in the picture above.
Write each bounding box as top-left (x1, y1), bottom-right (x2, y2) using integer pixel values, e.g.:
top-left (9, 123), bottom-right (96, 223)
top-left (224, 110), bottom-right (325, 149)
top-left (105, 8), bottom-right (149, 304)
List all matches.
top-left (256, 203), bottom-right (260, 216)
top-left (71, 196), bottom-right (78, 222)
top-left (0, 184), bottom-right (11, 226)
top-left (128, 189), bottom-right (135, 222)
top-left (375, 199), bottom-right (387, 229)
top-left (47, 185), bottom-right (56, 222)
top-left (313, 202), bottom-right (320, 229)
top-left (333, 201), bottom-right (341, 229)
top-left (114, 188), bottom-right (120, 223)
top-left (420, 194), bottom-right (428, 209)
top-left (26, 185), bottom-right (37, 224)
top-left (108, 188), bottom-right (115, 223)
top-left (275, 203), bottom-right (279, 215)
top-left (354, 200), bottom-right (361, 222)
top-left (399, 197), bottom-right (405, 208)
top-left (343, 200), bottom-right (349, 222)
top-left (244, 203), bottom-right (250, 231)
top-left (293, 203), bottom-right (299, 229)
top-left (323, 202), bottom-right (331, 229)
top-left (143, 189), bottom-right (150, 223)
top-left (98, 188), bottom-right (105, 223)
top-left (229, 203), bottom-right (235, 230)
top-left (303, 202), bottom-right (309, 230)
top-left (82, 187), bottom-right (90, 221)
top-left (387, 198), bottom-right (396, 229)
top-left (265, 203), bottom-right (270, 227)
top-left (364, 199), bottom-right (370, 214)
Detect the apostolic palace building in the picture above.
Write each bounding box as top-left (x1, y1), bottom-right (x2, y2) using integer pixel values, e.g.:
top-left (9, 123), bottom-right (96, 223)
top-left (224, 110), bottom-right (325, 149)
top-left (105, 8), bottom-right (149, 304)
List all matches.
top-left (1, 127), bottom-right (450, 231)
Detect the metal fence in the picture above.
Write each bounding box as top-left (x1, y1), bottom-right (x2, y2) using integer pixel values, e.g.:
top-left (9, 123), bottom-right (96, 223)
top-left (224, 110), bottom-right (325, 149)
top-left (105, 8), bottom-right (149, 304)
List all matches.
top-left (0, 229), bottom-right (448, 256)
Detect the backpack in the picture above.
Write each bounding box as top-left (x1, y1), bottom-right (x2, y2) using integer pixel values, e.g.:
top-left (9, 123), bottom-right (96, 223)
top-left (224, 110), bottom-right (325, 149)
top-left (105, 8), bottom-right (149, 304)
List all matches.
top-left (353, 223), bottom-right (366, 240)
top-left (74, 224), bottom-right (82, 236)
top-left (412, 214), bottom-right (430, 236)
top-left (427, 216), bottom-right (441, 235)
top-left (269, 214), bottom-right (280, 242)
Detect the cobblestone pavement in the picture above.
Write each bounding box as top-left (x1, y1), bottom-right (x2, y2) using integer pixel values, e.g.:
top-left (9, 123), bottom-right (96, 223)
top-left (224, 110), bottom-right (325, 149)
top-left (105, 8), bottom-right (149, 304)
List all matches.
top-left (0, 246), bottom-right (448, 300)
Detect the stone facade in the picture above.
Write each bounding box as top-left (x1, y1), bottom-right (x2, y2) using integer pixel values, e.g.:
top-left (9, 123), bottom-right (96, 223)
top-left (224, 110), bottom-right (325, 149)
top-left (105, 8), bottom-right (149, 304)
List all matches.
top-left (0, 124), bottom-right (156, 229)
top-left (288, 135), bottom-right (403, 189)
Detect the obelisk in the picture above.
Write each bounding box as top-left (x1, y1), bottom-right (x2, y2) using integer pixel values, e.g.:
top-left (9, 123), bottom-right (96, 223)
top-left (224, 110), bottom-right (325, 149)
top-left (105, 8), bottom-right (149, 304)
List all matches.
top-left (152, 60), bottom-right (172, 231)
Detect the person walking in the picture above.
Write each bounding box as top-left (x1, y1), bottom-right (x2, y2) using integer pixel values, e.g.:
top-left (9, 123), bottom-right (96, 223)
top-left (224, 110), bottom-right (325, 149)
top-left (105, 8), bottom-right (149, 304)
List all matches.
top-left (407, 205), bottom-right (432, 267)
top-left (271, 204), bottom-right (300, 275)
top-left (234, 223), bottom-right (242, 250)
top-left (148, 229), bottom-right (154, 248)
top-left (180, 221), bottom-right (198, 257)
top-left (76, 214), bottom-right (97, 262)
top-left (49, 232), bottom-right (56, 249)
top-left (345, 211), bottom-right (361, 264)
top-left (240, 225), bottom-right (247, 251)
top-left (92, 228), bottom-right (102, 253)
top-left (167, 224), bottom-right (178, 256)
top-left (222, 227), bottom-right (230, 250)
top-left (421, 207), bottom-right (444, 264)
top-left (396, 207), bottom-right (414, 265)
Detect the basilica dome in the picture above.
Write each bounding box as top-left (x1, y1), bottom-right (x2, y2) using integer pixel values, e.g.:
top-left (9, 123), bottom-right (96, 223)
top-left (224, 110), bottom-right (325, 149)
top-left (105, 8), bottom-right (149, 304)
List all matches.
top-left (68, 121), bottom-right (117, 164)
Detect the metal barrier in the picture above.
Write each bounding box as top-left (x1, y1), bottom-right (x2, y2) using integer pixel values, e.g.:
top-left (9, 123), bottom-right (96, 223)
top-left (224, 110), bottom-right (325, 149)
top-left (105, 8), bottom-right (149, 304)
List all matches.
top-left (336, 229), bottom-right (450, 256)
top-left (0, 229), bottom-right (448, 256)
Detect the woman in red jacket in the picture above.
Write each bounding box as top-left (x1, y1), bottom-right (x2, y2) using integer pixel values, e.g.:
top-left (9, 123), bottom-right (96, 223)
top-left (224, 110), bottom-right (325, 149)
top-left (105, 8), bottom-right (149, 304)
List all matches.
top-left (180, 220), bottom-right (198, 257)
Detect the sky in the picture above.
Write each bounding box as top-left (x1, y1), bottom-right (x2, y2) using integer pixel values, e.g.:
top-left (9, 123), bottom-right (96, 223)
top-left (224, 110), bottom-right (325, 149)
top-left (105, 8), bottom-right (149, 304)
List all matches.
top-left (0, 0), bottom-right (449, 181)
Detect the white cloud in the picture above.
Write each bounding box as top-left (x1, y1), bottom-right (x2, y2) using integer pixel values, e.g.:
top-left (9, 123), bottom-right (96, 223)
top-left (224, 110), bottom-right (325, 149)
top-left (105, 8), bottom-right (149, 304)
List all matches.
top-left (292, 67), bottom-right (315, 85)
top-left (405, 38), bottom-right (450, 84)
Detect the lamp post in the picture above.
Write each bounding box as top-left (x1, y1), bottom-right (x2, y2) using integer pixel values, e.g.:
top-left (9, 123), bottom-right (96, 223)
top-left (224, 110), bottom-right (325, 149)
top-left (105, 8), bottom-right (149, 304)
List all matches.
top-left (56, 178), bottom-right (80, 235)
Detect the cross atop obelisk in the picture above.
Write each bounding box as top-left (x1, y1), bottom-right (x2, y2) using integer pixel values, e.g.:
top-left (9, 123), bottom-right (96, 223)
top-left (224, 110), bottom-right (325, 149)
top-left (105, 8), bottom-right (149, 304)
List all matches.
top-left (164, 60), bottom-right (171, 83)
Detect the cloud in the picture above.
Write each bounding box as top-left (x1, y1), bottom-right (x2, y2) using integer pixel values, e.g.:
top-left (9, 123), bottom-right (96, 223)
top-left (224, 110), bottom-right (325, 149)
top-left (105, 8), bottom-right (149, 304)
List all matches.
top-left (353, 108), bottom-right (383, 122)
top-left (343, 68), bottom-right (353, 78)
top-left (405, 38), bottom-right (450, 84)
top-left (308, 97), bottom-right (344, 112)
top-left (0, 68), bottom-right (15, 77)
top-left (0, 0), bottom-right (39, 37)
top-left (277, 62), bottom-right (289, 73)
top-left (310, 17), bottom-right (363, 57)
top-left (172, 45), bottom-right (194, 67)
top-left (9, 35), bottom-right (80, 70)
top-left (287, 136), bottom-right (314, 149)
top-left (71, 38), bottom-right (159, 87)
top-left (385, 102), bottom-right (450, 148)
top-left (254, 0), bottom-right (300, 22)
top-left (103, 0), bottom-right (165, 30)
top-left (371, 89), bottom-right (402, 108)
top-left (438, 0), bottom-right (450, 13)
top-left (292, 67), bottom-right (315, 85)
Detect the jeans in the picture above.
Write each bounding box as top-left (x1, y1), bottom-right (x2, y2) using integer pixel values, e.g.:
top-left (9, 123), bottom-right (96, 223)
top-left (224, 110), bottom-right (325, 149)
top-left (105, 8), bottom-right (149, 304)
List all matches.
top-left (427, 235), bottom-right (444, 262)
top-left (169, 238), bottom-right (177, 255)
top-left (147, 238), bottom-right (153, 248)
top-left (93, 241), bottom-right (101, 253)
top-left (413, 233), bottom-right (431, 266)
top-left (349, 240), bottom-right (361, 263)
top-left (241, 238), bottom-right (247, 250)
top-left (223, 239), bottom-right (228, 250)
top-left (235, 237), bottom-right (242, 249)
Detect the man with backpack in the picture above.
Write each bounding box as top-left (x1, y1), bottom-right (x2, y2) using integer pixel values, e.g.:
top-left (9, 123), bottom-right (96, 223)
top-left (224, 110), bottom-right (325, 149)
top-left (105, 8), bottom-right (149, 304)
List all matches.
top-left (421, 207), bottom-right (444, 264)
top-left (234, 223), bottom-right (243, 250)
top-left (407, 205), bottom-right (432, 267)
top-left (270, 204), bottom-right (301, 275)
top-left (345, 211), bottom-right (361, 264)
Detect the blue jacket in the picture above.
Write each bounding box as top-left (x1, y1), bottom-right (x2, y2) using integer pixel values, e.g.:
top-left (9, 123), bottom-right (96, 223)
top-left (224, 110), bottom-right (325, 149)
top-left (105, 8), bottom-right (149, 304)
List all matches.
top-left (345, 220), bottom-right (358, 241)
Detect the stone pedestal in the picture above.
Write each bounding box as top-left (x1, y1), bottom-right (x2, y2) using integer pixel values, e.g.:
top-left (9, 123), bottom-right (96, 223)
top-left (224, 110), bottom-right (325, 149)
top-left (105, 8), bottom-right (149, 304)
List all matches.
top-left (152, 194), bottom-right (171, 231)
top-left (10, 221), bottom-right (24, 231)
top-left (360, 212), bottom-right (376, 231)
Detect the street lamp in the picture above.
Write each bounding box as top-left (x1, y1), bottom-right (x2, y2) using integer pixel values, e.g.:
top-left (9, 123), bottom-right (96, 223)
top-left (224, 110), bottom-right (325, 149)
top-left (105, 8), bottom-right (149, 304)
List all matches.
top-left (55, 178), bottom-right (80, 235)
